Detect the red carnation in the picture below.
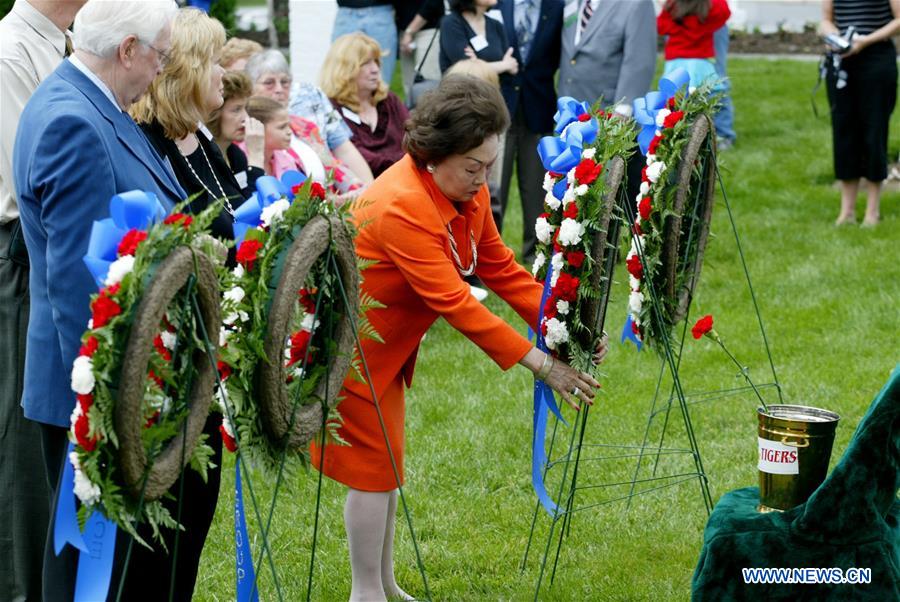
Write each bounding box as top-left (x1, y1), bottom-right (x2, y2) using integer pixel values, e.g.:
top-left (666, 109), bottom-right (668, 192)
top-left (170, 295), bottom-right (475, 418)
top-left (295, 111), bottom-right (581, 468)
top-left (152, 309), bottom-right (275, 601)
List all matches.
top-left (666, 97), bottom-right (677, 110)
top-left (77, 393), bottom-right (93, 412)
top-left (577, 113), bottom-right (591, 122)
top-left (662, 111), bottom-right (684, 129)
top-left (595, 109), bottom-right (606, 118)
top-left (236, 239), bottom-right (264, 272)
top-left (567, 250), bottom-right (586, 269)
top-left (554, 272), bottom-right (580, 302)
top-left (220, 424), bottom-right (237, 452)
top-left (638, 197), bottom-right (652, 221)
top-left (117, 228), bottom-right (147, 257)
top-left (291, 183), bottom-right (304, 196)
top-left (631, 320), bottom-right (642, 336)
top-left (691, 314), bottom-right (714, 340)
top-left (626, 254), bottom-right (643, 280)
top-left (563, 203), bottom-right (578, 219)
top-left (641, 166), bottom-right (649, 183)
top-left (145, 411), bottom-right (160, 429)
top-left (79, 336), bottom-right (99, 357)
top-left (217, 360), bottom-right (232, 381)
top-left (632, 222), bottom-right (643, 236)
top-left (298, 288), bottom-right (317, 315)
top-left (548, 171), bottom-right (563, 179)
top-left (73, 411), bottom-right (97, 452)
top-left (543, 295), bottom-right (558, 319)
top-left (310, 182), bottom-right (326, 200)
top-left (539, 212), bottom-right (550, 220)
top-left (540, 319), bottom-right (549, 337)
top-left (574, 158), bottom-right (603, 186)
top-left (163, 213), bottom-right (193, 229)
top-left (153, 334), bottom-right (172, 362)
top-left (287, 330), bottom-right (313, 367)
top-left (91, 290), bottom-right (122, 329)
top-left (148, 368), bottom-right (164, 390)
top-left (648, 134), bottom-right (664, 156)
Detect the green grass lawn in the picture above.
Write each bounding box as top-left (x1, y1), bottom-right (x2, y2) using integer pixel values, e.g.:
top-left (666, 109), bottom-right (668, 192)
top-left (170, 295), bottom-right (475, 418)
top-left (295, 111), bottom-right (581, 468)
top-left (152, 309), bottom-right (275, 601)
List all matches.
top-left (194, 58), bottom-right (900, 600)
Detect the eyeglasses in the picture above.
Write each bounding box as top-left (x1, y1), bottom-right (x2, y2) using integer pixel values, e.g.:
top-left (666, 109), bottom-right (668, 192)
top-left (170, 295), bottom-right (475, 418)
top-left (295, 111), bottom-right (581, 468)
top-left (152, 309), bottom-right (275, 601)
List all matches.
top-left (259, 76), bottom-right (293, 89)
top-left (144, 42), bottom-right (172, 68)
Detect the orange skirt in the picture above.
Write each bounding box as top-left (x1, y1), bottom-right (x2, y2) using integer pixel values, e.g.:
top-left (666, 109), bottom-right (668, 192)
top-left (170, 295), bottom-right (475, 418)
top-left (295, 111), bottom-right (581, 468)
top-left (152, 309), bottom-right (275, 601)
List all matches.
top-left (310, 373), bottom-right (406, 492)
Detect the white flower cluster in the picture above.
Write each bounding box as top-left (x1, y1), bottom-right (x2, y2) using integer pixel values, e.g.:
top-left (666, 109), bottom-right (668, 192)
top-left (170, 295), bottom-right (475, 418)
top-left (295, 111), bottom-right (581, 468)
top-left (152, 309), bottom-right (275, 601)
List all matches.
top-left (535, 216), bottom-right (554, 245)
top-left (105, 254), bottom-right (135, 286)
top-left (260, 199), bottom-right (291, 228)
top-left (557, 218), bottom-right (585, 247)
top-left (69, 452), bottom-right (101, 506)
top-left (531, 251), bottom-right (546, 277)
top-left (71, 355), bottom-right (95, 396)
top-left (543, 317), bottom-right (570, 350)
top-left (550, 252), bottom-right (564, 287)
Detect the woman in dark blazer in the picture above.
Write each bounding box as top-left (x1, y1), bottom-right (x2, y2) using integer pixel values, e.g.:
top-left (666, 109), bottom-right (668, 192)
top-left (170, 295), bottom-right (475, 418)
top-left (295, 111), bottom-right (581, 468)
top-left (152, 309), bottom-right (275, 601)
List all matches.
top-left (438, 0), bottom-right (518, 84)
top-left (128, 9), bottom-right (249, 600)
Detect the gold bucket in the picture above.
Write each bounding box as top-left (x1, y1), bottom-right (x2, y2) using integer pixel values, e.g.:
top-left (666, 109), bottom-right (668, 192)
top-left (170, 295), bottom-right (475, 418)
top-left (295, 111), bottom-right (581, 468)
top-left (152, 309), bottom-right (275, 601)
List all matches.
top-left (757, 405), bottom-right (840, 512)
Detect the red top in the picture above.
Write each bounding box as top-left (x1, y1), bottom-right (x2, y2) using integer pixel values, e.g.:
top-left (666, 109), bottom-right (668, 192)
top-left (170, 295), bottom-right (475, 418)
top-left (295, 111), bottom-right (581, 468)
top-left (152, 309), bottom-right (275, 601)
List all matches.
top-left (658, 0), bottom-right (731, 60)
top-left (332, 91), bottom-right (410, 177)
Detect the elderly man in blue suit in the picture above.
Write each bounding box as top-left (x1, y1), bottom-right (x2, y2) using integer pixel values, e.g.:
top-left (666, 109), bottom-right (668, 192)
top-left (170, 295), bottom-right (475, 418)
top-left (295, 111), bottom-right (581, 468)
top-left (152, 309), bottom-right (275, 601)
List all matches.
top-left (13, 1), bottom-right (183, 599)
top-left (497, 0), bottom-right (564, 267)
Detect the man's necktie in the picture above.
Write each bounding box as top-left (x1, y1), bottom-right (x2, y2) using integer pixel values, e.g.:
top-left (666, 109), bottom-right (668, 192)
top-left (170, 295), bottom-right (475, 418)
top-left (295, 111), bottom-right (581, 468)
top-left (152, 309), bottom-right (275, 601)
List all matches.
top-left (579, 0), bottom-right (594, 36)
top-left (516, 0), bottom-right (538, 61)
top-left (64, 35), bottom-right (73, 57)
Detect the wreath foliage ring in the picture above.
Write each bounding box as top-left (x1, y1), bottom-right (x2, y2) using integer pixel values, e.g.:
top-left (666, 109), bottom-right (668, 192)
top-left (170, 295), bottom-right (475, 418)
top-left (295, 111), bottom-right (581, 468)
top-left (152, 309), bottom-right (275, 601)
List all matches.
top-left (576, 155), bottom-right (624, 350)
top-left (258, 214), bottom-right (360, 449)
top-left (116, 246), bottom-right (220, 501)
top-left (659, 115), bottom-right (716, 324)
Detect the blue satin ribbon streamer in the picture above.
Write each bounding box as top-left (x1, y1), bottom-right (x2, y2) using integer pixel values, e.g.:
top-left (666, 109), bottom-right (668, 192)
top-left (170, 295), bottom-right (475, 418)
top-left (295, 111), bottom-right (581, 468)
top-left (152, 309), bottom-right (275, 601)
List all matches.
top-left (53, 442), bottom-right (118, 602)
top-left (83, 190), bottom-right (166, 286)
top-left (632, 68), bottom-right (691, 156)
top-left (532, 265), bottom-right (568, 516)
top-left (235, 458), bottom-right (259, 602)
top-left (537, 97), bottom-right (600, 174)
top-left (54, 442), bottom-right (88, 555)
top-left (74, 512), bottom-right (117, 602)
top-left (233, 171), bottom-right (306, 246)
top-left (621, 314), bottom-right (643, 351)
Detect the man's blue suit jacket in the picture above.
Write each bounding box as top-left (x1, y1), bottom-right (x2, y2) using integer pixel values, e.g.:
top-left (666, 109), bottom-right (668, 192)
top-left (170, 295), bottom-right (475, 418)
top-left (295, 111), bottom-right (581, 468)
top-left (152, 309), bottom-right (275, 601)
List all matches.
top-left (499, 0), bottom-right (564, 135)
top-left (13, 59), bottom-right (185, 427)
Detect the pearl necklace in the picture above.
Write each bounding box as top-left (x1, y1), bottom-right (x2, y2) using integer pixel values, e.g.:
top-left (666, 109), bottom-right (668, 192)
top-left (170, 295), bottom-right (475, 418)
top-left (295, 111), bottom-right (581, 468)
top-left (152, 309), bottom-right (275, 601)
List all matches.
top-left (182, 140), bottom-right (234, 217)
top-left (446, 224), bottom-right (477, 277)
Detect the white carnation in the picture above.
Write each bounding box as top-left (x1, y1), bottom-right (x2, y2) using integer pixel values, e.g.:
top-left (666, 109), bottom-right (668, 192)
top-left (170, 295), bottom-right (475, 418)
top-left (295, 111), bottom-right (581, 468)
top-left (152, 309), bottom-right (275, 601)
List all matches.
top-left (544, 192), bottom-right (561, 212)
top-left (581, 147), bottom-right (596, 159)
top-left (71, 356), bottom-right (95, 395)
top-left (104, 255), bottom-right (135, 286)
top-left (628, 289), bottom-right (645, 314)
top-left (550, 252), bottom-right (564, 287)
top-left (556, 300), bottom-right (570, 316)
top-left (531, 252), bottom-right (546, 277)
top-left (542, 172), bottom-right (556, 193)
top-left (640, 181), bottom-right (650, 195)
top-left (301, 313), bottom-right (319, 332)
top-left (557, 218), bottom-right (585, 247)
top-left (646, 160), bottom-right (666, 184)
top-left (655, 108), bottom-right (671, 128)
top-left (544, 317), bottom-right (570, 350)
top-left (574, 184), bottom-right (589, 197)
top-left (629, 275), bottom-right (641, 290)
top-left (561, 185), bottom-right (576, 208)
top-left (72, 468), bottom-right (101, 506)
top-left (223, 310), bottom-right (249, 326)
top-left (566, 166), bottom-right (577, 184)
top-left (160, 331), bottom-right (177, 350)
top-left (646, 153), bottom-right (656, 165)
top-left (69, 402), bottom-right (83, 430)
top-left (221, 416), bottom-right (235, 438)
top-left (224, 286), bottom-right (246, 305)
top-left (232, 264), bottom-right (245, 279)
top-left (260, 199), bottom-right (290, 228)
top-left (535, 217), bottom-right (553, 245)
top-left (219, 327), bottom-right (230, 347)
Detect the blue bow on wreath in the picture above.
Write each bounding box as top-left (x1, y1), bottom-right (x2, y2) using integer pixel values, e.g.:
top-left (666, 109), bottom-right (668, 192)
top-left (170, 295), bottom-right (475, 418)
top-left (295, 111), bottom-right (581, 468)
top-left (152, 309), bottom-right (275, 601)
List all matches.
top-left (232, 170), bottom-right (306, 246)
top-left (83, 190), bottom-right (167, 287)
top-left (537, 97), bottom-right (600, 178)
top-left (633, 67), bottom-right (691, 156)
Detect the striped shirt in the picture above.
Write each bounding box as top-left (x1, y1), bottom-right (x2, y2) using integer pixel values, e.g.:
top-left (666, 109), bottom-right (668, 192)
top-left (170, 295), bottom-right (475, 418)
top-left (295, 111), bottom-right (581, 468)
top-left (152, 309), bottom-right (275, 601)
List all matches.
top-left (833, 0), bottom-right (894, 36)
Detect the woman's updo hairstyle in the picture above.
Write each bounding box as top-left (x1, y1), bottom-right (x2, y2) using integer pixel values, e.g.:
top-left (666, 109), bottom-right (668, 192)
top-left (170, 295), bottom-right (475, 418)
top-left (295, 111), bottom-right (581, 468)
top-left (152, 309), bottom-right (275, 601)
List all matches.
top-left (404, 74), bottom-right (510, 169)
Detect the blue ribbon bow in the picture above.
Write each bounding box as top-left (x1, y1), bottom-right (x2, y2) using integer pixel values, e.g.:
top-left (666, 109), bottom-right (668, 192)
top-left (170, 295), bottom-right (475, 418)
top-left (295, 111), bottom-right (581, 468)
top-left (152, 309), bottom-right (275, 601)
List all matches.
top-left (632, 68), bottom-right (691, 156)
top-left (537, 97), bottom-right (600, 174)
top-left (532, 265), bottom-right (568, 516)
top-left (83, 190), bottom-right (166, 287)
top-left (232, 171), bottom-right (306, 246)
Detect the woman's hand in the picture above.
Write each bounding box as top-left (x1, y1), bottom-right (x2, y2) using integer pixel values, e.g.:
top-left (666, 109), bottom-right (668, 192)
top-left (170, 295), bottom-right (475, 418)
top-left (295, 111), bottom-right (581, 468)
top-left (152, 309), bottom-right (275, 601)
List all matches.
top-left (842, 34), bottom-right (871, 57)
top-left (592, 331), bottom-right (610, 366)
top-left (245, 117), bottom-right (266, 169)
top-left (520, 348), bottom-right (600, 411)
top-left (463, 45), bottom-right (477, 60)
top-left (401, 30), bottom-right (415, 55)
top-left (500, 47), bottom-right (519, 75)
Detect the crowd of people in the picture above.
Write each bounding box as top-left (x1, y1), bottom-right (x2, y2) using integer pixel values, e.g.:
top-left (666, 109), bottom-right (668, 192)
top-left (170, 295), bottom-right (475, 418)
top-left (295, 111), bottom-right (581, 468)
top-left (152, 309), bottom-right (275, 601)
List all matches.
top-left (1, 0), bottom-right (898, 601)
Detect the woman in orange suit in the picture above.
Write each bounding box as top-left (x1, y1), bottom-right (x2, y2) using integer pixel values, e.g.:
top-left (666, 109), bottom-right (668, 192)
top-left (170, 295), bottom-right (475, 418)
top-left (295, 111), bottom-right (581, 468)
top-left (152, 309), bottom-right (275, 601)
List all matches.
top-left (311, 75), bottom-right (604, 602)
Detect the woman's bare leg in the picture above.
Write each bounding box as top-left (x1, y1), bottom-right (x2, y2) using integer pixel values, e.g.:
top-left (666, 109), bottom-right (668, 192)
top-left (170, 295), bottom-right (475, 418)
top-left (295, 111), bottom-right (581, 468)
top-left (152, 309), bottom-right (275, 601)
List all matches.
top-left (836, 179), bottom-right (859, 225)
top-left (863, 179), bottom-right (882, 226)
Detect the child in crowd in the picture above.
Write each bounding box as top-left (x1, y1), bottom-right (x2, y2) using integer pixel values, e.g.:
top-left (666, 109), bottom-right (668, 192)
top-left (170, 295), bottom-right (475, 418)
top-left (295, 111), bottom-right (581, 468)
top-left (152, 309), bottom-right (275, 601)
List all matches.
top-left (246, 96), bottom-right (362, 199)
top-left (657, 0), bottom-right (732, 88)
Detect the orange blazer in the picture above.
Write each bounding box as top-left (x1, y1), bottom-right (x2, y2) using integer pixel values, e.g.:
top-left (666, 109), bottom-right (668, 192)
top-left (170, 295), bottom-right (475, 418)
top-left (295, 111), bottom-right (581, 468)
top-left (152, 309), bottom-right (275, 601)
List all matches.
top-left (344, 155), bottom-right (543, 402)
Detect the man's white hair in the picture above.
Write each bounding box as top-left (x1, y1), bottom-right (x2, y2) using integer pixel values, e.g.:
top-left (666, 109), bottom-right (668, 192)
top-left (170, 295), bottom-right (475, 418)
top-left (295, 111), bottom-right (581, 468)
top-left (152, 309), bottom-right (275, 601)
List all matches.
top-left (72, 0), bottom-right (179, 58)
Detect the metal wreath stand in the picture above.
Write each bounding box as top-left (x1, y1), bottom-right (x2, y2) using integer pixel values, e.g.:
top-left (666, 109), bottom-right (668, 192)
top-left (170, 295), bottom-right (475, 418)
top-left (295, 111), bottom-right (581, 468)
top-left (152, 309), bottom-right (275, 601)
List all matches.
top-left (522, 116), bottom-right (784, 599)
